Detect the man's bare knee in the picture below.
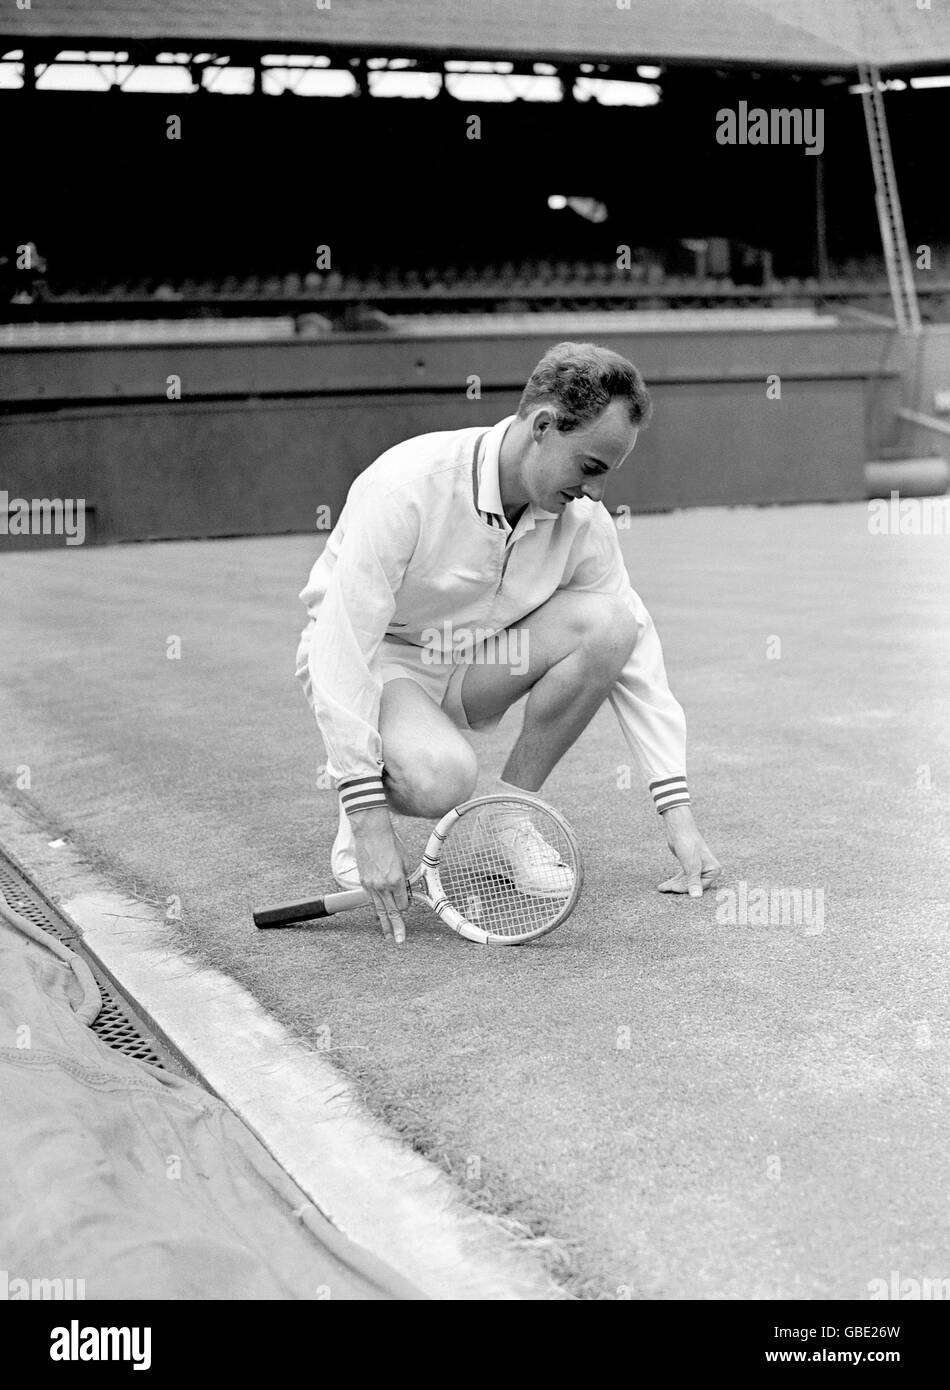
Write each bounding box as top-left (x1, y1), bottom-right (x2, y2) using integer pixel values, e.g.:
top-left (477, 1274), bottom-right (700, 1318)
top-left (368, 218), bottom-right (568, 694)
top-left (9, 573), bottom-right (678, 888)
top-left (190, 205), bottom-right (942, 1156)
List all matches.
top-left (385, 741), bottom-right (478, 818)
top-left (566, 594), bottom-right (638, 672)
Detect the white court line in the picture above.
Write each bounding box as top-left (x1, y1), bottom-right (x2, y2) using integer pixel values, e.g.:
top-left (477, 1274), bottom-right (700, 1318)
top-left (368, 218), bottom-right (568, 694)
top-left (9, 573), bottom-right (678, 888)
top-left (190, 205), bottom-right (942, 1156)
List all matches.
top-left (0, 800), bottom-right (566, 1301)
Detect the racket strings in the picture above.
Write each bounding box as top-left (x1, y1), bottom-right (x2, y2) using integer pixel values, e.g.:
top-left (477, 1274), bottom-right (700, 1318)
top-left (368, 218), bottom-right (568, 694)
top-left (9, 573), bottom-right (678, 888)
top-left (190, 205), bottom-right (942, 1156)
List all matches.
top-left (437, 800), bottom-right (578, 940)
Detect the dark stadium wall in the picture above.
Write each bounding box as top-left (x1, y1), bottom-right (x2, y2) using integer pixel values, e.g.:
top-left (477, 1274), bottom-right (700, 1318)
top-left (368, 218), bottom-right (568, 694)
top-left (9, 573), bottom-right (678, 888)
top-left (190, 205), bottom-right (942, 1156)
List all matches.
top-left (4, 76), bottom-right (941, 289)
top-left (0, 324), bottom-right (898, 545)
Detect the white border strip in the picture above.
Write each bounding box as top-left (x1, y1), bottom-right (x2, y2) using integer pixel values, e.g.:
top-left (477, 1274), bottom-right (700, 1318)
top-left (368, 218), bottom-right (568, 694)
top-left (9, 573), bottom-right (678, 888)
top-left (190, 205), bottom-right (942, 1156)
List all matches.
top-left (0, 801), bottom-right (565, 1301)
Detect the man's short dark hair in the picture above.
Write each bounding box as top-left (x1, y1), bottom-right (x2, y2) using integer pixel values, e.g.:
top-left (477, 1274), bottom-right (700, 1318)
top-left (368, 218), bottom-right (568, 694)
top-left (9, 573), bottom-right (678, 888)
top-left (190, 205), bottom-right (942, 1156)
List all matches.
top-left (517, 342), bottom-right (652, 432)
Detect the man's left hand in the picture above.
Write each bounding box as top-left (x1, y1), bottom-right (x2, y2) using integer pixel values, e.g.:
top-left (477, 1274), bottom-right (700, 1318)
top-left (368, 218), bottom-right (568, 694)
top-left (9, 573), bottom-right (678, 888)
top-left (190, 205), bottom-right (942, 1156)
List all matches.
top-left (657, 804), bottom-right (722, 898)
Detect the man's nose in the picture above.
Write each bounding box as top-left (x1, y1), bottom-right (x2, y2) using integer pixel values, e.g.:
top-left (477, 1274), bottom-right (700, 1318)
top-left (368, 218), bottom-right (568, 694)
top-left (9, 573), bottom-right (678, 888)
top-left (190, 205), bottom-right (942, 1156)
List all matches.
top-left (582, 477), bottom-right (606, 502)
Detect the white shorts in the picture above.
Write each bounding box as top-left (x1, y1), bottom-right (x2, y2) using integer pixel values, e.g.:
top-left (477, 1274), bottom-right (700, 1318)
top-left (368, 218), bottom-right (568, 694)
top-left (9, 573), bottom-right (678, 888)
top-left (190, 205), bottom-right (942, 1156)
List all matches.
top-left (295, 623), bottom-right (506, 734)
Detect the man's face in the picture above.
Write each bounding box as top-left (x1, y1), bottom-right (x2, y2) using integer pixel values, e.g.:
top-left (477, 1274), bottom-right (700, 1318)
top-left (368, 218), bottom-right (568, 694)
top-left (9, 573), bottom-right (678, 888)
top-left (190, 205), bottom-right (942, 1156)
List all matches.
top-left (524, 400), bottom-right (639, 514)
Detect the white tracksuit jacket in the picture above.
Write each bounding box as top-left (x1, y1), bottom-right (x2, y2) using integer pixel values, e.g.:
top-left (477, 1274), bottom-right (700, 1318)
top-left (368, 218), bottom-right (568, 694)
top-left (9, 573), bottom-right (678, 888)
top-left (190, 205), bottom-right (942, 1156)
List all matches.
top-left (297, 415), bottom-right (690, 817)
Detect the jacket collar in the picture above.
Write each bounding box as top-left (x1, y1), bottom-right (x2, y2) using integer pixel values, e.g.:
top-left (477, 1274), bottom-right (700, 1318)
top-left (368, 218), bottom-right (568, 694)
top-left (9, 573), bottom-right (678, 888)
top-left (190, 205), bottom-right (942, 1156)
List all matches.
top-left (478, 416), bottom-right (560, 533)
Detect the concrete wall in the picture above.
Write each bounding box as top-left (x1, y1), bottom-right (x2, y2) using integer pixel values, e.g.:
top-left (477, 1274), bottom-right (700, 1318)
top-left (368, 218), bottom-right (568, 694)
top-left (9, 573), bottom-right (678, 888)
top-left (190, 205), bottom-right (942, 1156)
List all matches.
top-left (893, 325), bottom-right (950, 463)
top-left (0, 322), bottom-right (899, 547)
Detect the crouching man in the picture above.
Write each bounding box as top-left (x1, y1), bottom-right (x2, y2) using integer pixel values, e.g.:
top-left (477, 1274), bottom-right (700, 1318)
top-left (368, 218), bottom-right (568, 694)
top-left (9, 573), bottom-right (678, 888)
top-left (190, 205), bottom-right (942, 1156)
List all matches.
top-left (296, 341), bottom-right (721, 943)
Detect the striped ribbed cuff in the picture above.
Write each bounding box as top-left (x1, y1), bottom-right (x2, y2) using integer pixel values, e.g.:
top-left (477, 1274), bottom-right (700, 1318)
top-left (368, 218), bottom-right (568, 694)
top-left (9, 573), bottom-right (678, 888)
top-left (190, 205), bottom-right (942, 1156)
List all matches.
top-left (650, 775), bottom-right (690, 815)
top-left (339, 775), bottom-right (388, 816)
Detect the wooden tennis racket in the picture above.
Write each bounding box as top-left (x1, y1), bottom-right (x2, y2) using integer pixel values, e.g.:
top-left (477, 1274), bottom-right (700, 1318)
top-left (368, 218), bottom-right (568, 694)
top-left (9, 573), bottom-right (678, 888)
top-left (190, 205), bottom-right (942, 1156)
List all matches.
top-left (254, 794), bottom-right (583, 945)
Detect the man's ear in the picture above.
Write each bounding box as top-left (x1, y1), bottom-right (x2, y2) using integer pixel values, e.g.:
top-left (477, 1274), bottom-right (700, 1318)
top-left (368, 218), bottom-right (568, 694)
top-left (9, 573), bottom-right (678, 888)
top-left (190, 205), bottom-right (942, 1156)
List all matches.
top-left (531, 406), bottom-right (556, 443)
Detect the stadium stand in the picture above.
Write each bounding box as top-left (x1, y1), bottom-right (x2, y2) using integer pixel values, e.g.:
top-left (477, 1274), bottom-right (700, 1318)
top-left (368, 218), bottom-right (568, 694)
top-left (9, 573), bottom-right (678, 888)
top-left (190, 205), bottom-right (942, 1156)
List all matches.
top-left (2, 0), bottom-right (948, 539)
top-left (3, 2), bottom-right (950, 327)
top-left (4, 255), bottom-right (948, 329)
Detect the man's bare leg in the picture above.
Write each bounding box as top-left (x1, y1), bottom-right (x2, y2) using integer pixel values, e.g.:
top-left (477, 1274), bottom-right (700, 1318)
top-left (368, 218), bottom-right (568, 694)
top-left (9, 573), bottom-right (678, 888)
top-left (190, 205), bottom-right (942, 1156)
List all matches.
top-left (333, 680), bottom-right (477, 940)
top-left (379, 678), bottom-right (479, 817)
top-left (457, 591), bottom-right (638, 792)
top-left (373, 592), bottom-right (636, 810)
top-left (342, 597), bottom-right (633, 940)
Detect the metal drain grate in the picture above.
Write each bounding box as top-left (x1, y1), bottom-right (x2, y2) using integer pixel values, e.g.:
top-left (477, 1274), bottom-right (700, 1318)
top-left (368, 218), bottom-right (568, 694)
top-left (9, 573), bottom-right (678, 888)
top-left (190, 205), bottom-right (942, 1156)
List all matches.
top-left (0, 853), bottom-right (180, 1073)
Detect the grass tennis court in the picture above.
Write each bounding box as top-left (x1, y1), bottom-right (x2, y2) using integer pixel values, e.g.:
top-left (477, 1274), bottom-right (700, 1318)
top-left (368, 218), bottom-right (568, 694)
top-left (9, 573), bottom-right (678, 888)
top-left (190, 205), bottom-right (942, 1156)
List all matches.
top-left (2, 501), bottom-right (948, 1298)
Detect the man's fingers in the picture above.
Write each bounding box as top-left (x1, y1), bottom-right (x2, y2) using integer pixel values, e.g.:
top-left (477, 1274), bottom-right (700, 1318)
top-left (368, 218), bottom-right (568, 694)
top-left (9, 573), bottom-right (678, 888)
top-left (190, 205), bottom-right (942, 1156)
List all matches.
top-left (370, 891), bottom-right (394, 939)
top-left (681, 849), bottom-right (704, 898)
top-left (387, 879), bottom-right (409, 942)
top-left (701, 861), bottom-right (723, 889)
top-left (371, 890), bottom-right (406, 944)
top-left (386, 901), bottom-right (406, 945)
top-left (657, 871), bottom-right (688, 893)
top-left (658, 865), bottom-right (722, 895)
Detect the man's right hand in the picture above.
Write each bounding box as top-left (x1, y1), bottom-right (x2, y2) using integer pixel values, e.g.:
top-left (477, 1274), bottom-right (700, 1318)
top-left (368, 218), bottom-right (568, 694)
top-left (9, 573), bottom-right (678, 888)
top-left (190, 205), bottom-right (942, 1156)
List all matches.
top-left (349, 807), bottom-right (411, 944)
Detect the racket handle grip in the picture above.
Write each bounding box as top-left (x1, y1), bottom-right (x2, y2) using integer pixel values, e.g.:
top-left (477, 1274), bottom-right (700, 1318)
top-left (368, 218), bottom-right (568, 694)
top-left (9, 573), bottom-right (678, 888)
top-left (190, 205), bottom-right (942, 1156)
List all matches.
top-left (254, 887), bottom-right (370, 928)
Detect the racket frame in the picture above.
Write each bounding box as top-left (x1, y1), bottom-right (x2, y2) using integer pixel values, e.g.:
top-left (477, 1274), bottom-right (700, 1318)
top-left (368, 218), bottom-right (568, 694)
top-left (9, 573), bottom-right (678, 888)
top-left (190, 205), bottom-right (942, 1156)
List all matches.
top-left (415, 794), bottom-right (583, 944)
